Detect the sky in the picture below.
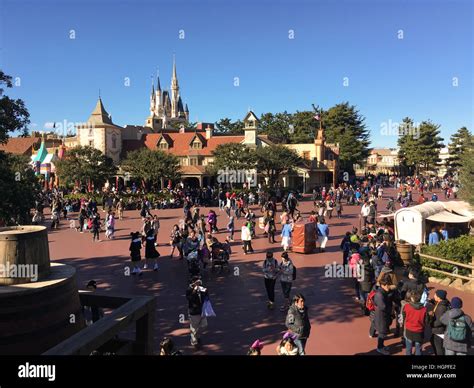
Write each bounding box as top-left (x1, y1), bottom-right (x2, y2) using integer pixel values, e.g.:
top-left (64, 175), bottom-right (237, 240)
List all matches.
top-left (1, 0), bottom-right (472, 147)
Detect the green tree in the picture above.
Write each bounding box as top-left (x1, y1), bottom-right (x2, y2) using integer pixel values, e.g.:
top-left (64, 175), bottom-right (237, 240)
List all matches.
top-left (0, 153), bottom-right (40, 225)
top-left (289, 110), bottom-right (317, 144)
top-left (121, 148), bottom-right (180, 190)
top-left (255, 145), bottom-right (303, 187)
top-left (398, 117), bottom-right (419, 175)
top-left (0, 71), bottom-right (30, 143)
top-left (214, 118), bottom-right (244, 135)
top-left (459, 134), bottom-right (474, 205)
top-left (323, 102), bottom-right (371, 173)
top-left (447, 126), bottom-right (472, 172)
top-left (259, 112), bottom-right (292, 143)
top-left (416, 121), bottom-right (444, 173)
top-left (55, 146), bottom-right (117, 189)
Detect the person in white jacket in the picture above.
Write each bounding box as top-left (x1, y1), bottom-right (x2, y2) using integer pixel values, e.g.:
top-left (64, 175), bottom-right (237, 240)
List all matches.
top-left (360, 201), bottom-right (370, 228)
top-left (241, 222), bottom-right (254, 254)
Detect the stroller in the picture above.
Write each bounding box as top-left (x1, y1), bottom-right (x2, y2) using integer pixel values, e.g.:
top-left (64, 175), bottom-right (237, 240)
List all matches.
top-left (210, 242), bottom-right (230, 274)
top-left (186, 249), bottom-right (201, 278)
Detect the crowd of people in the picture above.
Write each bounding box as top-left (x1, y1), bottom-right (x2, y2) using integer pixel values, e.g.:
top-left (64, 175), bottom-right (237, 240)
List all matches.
top-left (27, 173), bottom-right (472, 356)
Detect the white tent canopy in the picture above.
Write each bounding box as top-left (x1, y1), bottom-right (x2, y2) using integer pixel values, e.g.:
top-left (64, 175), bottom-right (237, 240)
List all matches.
top-left (394, 201), bottom-right (473, 245)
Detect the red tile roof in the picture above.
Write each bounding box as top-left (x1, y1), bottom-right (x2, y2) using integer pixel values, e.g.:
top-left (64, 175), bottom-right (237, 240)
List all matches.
top-left (0, 137), bottom-right (41, 155)
top-left (143, 133), bottom-right (245, 156)
top-left (180, 165), bottom-right (207, 174)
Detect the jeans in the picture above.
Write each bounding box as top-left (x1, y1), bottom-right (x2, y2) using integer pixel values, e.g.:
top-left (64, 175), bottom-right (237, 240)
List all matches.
top-left (264, 278), bottom-right (276, 303)
top-left (294, 338), bottom-right (307, 355)
top-left (377, 336), bottom-right (385, 350)
top-left (405, 337), bottom-right (422, 355)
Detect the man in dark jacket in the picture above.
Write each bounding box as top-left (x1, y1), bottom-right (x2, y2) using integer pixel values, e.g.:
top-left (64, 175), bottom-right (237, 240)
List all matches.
top-left (400, 269), bottom-right (425, 300)
top-left (373, 275), bottom-right (393, 355)
top-left (440, 297), bottom-right (472, 355)
top-left (186, 276), bottom-right (209, 349)
top-left (285, 293), bottom-right (311, 355)
top-left (428, 290), bottom-right (450, 355)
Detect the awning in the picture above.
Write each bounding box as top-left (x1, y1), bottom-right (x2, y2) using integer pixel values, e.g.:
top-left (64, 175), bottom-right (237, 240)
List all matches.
top-left (426, 211), bottom-right (472, 223)
top-left (378, 213), bottom-right (396, 218)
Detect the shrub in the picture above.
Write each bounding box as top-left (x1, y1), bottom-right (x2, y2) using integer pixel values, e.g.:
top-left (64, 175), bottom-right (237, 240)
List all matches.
top-left (420, 235), bottom-right (474, 278)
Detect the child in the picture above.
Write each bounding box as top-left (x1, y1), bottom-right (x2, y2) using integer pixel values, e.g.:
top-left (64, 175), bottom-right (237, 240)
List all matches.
top-left (281, 221), bottom-right (293, 252)
top-left (276, 335), bottom-right (298, 356)
top-left (402, 290), bottom-right (427, 355)
top-left (144, 229), bottom-right (160, 271)
top-left (247, 339), bottom-right (264, 355)
top-left (129, 231), bottom-right (142, 275)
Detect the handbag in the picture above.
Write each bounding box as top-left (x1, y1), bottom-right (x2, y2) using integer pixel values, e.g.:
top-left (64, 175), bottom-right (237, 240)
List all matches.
top-left (201, 297), bottom-right (216, 317)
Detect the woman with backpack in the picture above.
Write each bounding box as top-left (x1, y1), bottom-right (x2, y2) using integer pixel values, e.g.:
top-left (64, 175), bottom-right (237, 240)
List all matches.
top-left (279, 252), bottom-right (295, 312)
top-left (262, 251), bottom-right (279, 310)
top-left (428, 290), bottom-right (450, 355)
top-left (440, 297), bottom-right (473, 355)
top-left (402, 290), bottom-right (428, 355)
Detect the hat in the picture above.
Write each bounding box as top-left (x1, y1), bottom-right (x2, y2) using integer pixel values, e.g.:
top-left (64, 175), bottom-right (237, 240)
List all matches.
top-left (350, 235), bottom-right (359, 243)
top-left (451, 297), bottom-right (462, 309)
top-left (251, 340), bottom-right (264, 350)
top-left (435, 290), bottom-right (447, 300)
top-left (281, 252), bottom-right (289, 260)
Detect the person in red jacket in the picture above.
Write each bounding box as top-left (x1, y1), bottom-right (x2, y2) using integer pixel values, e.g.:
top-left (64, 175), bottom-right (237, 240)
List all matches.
top-left (402, 290), bottom-right (428, 355)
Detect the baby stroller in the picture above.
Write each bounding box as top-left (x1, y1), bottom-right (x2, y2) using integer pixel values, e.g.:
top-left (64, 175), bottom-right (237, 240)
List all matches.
top-left (186, 249), bottom-right (201, 278)
top-left (210, 242), bottom-right (230, 274)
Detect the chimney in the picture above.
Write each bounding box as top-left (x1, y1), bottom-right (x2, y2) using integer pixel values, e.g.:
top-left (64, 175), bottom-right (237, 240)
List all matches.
top-left (206, 124), bottom-right (213, 139)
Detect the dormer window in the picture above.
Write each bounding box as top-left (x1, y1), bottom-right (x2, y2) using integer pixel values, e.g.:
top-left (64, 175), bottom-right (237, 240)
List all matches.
top-left (192, 141), bottom-right (202, 149)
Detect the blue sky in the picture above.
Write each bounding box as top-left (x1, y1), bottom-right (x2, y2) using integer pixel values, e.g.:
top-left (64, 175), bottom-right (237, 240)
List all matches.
top-left (1, 0), bottom-right (472, 147)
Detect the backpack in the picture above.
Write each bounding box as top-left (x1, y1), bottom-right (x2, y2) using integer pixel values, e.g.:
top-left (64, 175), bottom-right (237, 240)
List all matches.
top-left (292, 265), bottom-right (297, 281)
top-left (447, 316), bottom-right (467, 342)
top-left (365, 290), bottom-right (377, 312)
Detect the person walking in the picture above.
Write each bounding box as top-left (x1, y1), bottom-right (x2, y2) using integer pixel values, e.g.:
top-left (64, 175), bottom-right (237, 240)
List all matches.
top-left (186, 276), bottom-right (209, 349)
top-left (279, 252), bottom-right (295, 312)
top-left (281, 221), bottom-right (293, 252)
top-left (316, 217), bottom-right (329, 253)
top-left (129, 231), bottom-right (142, 275)
top-left (105, 211), bottom-right (115, 239)
top-left (144, 229), bottom-right (160, 271)
top-left (262, 251), bottom-right (279, 310)
top-left (440, 297), bottom-right (472, 355)
top-left (428, 290), bottom-right (450, 355)
top-left (285, 293), bottom-right (311, 355)
top-left (241, 222), bottom-right (254, 254)
top-left (265, 210), bottom-right (277, 243)
top-left (91, 212), bottom-right (101, 242)
top-left (170, 224), bottom-right (183, 259)
top-left (227, 215), bottom-right (235, 242)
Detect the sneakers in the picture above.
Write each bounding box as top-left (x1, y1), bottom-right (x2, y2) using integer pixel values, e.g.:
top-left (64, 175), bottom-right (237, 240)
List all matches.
top-left (153, 263), bottom-right (159, 271)
top-left (376, 348), bottom-right (390, 355)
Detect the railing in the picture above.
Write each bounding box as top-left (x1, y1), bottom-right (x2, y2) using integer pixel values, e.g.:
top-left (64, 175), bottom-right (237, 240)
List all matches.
top-left (43, 291), bottom-right (156, 355)
top-left (419, 253), bottom-right (474, 281)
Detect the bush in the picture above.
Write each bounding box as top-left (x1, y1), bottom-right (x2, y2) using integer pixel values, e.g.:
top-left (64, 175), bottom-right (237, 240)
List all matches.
top-left (420, 235), bottom-right (474, 278)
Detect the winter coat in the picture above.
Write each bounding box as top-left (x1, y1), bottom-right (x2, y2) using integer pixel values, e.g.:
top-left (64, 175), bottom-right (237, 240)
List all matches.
top-left (403, 302), bottom-right (427, 342)
top-left (440, 308), bottom-right (472, 353)
top-left (145, 236), bottom-right (160, 259)
top-left (279, 260), bottom-right (294, 283)
top-left (430, 299), bottom-right (450, 335)
top-left (186, 286), bottom-right (208, 316)
top-left (129, 238), bottom-right (142, 261)
top-left (263, 258), bottom-right (279, 280)
top-left (374, 288), bottom-right (392, 335)
top-left (285, 305), bottom-right (311, 339)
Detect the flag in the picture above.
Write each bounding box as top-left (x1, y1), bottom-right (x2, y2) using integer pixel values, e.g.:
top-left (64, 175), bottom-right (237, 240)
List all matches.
top-left (314, 114), bottom-right (320, 121)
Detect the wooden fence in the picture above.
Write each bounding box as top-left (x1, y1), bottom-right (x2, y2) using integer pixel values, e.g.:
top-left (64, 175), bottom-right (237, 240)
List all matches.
top-left (419, 253), bottom-right (474, 281)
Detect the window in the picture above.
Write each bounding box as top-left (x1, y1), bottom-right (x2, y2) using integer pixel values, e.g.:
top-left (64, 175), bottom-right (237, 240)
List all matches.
top-left (112, 134), bottom-right (117, 149)
top-left (192, 142), bottom-right (202, 149)
top-left (88, 128), bottom-right (93, 137)
top-left (89, 140), bottom-right (94, 147)
top-left (159, 142), bottom-right (168, 149)
top-left (190, 158), bottom-right (198, 166)
top-left (303, 151), bottom-right (310, 160)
